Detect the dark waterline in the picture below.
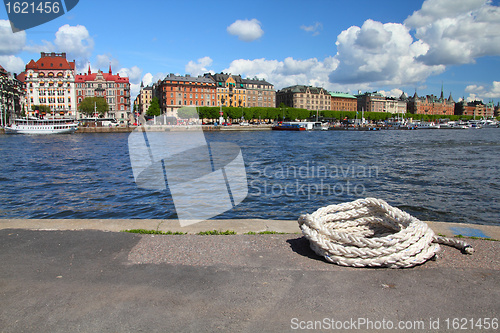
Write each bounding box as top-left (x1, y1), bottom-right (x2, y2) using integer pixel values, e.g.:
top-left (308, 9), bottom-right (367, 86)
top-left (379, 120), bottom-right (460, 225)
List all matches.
top-left (0, 129), bottom-right (499, 225)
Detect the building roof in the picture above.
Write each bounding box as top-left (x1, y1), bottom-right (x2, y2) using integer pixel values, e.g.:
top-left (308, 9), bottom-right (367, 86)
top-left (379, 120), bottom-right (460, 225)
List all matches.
top-left (278, 85), bottom-right (328, 94)
top-left (25, 52), bottom-right (75, 71)
top-left (330, 92), bottom-right (356, 99)
top-left (163, 73), bottom-right (215, 84)
top-left (242, 77), bottom-right (273, 87)
top-left (0, 64), bottom-right (8, 77)
top-left (75, 67), bottom-right (129, 83)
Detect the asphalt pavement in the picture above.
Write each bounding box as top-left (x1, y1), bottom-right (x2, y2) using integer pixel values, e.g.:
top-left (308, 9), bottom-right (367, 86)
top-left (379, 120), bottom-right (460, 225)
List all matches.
top-left (0, 220), bottom-right (499, 333)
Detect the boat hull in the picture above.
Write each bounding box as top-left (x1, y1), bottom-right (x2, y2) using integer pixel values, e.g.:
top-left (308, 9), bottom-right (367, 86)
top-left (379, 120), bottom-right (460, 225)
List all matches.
top-left (271, 126), bottom-right (306, 131)
top-left (5, 126), bottom-right (78, 134)
top-left (5, 118), bottom-right (79, 135)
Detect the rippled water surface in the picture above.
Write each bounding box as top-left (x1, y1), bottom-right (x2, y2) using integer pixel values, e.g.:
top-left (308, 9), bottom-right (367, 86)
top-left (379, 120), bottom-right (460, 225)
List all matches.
top-left (0, 129), bottom-right (499, 225)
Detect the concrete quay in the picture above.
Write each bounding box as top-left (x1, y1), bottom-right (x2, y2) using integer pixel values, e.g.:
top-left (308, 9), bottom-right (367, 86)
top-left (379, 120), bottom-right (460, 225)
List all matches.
top-left (0, 218), bottom-right (499, 239)
top-left (1, 219), bottom-right (498, 333)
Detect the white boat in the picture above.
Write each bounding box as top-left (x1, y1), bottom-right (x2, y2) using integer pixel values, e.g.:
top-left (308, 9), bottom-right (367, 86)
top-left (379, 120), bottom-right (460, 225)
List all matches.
top-left (480, 119), bottom-right (499, 128)
top-left (414, 121), bottom-right (440, 129)
top-left (4, 117), bottom-right (79, 134)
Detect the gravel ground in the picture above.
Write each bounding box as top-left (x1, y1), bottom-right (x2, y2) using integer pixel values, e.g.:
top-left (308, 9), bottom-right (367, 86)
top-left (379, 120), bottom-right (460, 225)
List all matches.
top-left (1, 230), bottom-right (498, 333)
top-left (128, 234), bottom-right (500, 271)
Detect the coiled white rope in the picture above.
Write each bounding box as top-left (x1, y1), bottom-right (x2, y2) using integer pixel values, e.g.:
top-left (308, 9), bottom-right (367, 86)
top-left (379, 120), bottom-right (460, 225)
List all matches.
top-left (298, 198), bottom-right (474, 268)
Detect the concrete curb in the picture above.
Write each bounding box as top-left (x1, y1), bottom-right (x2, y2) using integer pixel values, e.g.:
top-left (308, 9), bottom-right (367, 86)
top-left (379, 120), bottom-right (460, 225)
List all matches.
top-left (0, 219), bottom-right (498, 239)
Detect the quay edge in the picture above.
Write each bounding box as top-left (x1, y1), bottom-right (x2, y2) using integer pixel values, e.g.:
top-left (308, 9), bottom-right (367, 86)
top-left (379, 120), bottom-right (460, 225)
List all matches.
top-left (0, 219), bottom-right (499, 240)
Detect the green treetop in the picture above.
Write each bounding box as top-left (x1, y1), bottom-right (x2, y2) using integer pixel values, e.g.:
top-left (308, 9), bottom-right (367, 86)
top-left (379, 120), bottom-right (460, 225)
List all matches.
top-left (146, 97), bottom-right (161, 117)
top-left (79, 97), bottom-right (109, 117)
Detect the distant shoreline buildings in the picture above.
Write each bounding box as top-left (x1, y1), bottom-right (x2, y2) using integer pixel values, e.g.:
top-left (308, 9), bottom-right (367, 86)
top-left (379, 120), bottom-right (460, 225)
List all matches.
top-left (10, 52), bottom-right (131, 121)
top-left (0, 52), bottom-right (498, 122)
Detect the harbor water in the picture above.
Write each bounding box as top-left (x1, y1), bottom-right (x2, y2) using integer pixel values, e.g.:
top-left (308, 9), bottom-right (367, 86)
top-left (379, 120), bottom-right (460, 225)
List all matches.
top-left (0, 129), bottom-right (499, 226)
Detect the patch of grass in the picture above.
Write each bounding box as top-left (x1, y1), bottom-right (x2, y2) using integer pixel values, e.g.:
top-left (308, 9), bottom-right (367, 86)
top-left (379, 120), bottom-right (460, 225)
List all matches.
top-left (244, 231), bottom-right (287, 235)
top-left (197, 230), bottom-right (237, 235)
top-left (454, 234), bottom-right (498, 241)
top-left (123, 229), bottom-right (187, 235)
top-left (437, 233), bottom-right (447, 237)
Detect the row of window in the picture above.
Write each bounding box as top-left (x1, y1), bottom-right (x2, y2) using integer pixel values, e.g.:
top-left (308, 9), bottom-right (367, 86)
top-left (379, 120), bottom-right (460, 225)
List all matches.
top-left (163, 86), bottom-right (214, 93)
top-left (34, 89), bottom-right (69, 96)
top-left (75, 83), bottom-right (128, 89)
top-left (33, 97), bottom-right (70, 103)
top-left (29, 82), bottom-right (70, 88)
top-left (30, 72), bottom-right (68, 78)
top-left (168, 93), bottom-right (216, 99)
top-left (166, 100), bottom-right (216, 106)
top-left (76, 90), bottom-right (126, 96)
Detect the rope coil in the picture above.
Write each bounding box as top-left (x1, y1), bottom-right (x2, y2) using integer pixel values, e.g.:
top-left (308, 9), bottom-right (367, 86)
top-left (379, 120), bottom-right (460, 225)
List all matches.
top-left (298, 198), bottom-right (474, 268)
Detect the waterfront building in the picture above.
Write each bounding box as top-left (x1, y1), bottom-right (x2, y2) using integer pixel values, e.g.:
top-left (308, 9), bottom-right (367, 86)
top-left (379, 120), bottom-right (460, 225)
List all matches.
top-left (0, 65), bottom-right (25, 125)
top-left (455, 100), bottom-right (495, 118)
top-left (242, 77), bottom-right (275, 108)
top-left (204, 73), bottom-right (247, 107)
top-left (156, 73), bottom-right (217, 117)
top-left (330, 92), bottom-right (357, 112)
top-left (16, 52), bottom-right (76, 118)
top-left (355, 92), bottom-right (408, 114)
top-left (135, 81), bottom-right (153, 114)
top-left (276, 85), bottom-right (330, 111)
top-left (356, 92), bottom-right (385, 112)
top-left (407, 89), bottom-right (455, 115)
top-left (75, 65), bottom-right (130, 121)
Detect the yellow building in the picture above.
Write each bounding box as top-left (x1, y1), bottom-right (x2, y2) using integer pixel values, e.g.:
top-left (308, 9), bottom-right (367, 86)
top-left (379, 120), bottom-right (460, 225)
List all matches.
top-left (204, 73), bottom-right (247, 107)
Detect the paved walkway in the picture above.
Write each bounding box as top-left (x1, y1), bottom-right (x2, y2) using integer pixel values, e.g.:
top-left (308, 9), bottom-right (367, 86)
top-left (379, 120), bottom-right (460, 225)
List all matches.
top-left (0, 220), bottom-right (499, 332)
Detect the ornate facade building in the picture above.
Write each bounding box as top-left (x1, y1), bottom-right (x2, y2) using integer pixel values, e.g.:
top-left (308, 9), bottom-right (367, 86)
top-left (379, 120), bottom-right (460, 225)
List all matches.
top-left (155, 73), bottom-right (217, 117)
top-left (16, 52), bottom-right (76, 117)
top-left (1, 65), bottom-right (25, 124)
top-left (407, 89), bottom-right (455, 115)
top-left (204, 73), bottom-right (247, 107)
top-left (242, 77), bottom-right (275, 108)
top-left (75, 66), bottom-right (130, 121)
top-left (276, 85), bottom-right (330, 111)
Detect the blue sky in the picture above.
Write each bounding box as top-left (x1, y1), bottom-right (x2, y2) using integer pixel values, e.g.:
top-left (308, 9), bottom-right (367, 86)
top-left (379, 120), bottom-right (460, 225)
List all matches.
top-left (1, 0), bottom-right (500, 104)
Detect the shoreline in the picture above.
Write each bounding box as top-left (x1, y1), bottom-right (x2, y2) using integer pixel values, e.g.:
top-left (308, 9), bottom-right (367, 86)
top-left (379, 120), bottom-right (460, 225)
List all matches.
top-left (1, 218), bottom-right (499, 239)
top-left (2, 124), bottom-right (498, 134)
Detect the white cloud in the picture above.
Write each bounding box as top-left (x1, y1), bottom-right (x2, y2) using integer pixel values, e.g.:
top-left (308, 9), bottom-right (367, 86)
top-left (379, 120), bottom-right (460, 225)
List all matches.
top-left (118, 66), bottom-right (142, 84)
top-left (0, 20), bottom-right (26, 55)
top-left (379, 88), bottom-right (405, 98)
top-left (224, 56), bottom-right (339, 90)
top-left (405, 0), bottom-right (500, 65)
top-left (465, 81), bottom-right (500, 99)
top-left (95, 54), bottom-right (120, 71)
top-left (0, 55), bottom-right (26, 74)
top-left (300, 22), bottom-right (323, 36)
top-left (185, 56), bottom-right (213, 76)
top-left (54, 24), bottom-right (94, 61)
top-left (330, 19), bottom-right (445, 86)
top-left (405, 0), bottom-right (487, 28)
top-left (227, 19), bottom-right (264, 42)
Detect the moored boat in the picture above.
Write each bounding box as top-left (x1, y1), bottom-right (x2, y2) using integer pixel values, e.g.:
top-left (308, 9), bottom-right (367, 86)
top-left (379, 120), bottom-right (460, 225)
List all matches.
top-left (272, 122), bottom-right (306, 131)
top-left (4, 117), bottom-right (79, 134)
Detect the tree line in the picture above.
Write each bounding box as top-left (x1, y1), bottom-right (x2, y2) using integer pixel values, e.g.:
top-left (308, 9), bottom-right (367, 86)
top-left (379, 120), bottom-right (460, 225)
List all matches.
top-left (29, 96), bottom-right (478, 122)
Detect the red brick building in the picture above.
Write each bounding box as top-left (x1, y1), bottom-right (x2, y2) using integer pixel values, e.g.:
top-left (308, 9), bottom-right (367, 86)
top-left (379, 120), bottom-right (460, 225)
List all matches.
top-left (155, 74), bottom-right (217, 117)
top-left (407, 90), bottom-right (455, 116)
top-left (75, 65), bottom-right (130, 121)
top-left (455, 100), bottom-right (495, 118)
top-left (330, 92), bottom-right (357, 112)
